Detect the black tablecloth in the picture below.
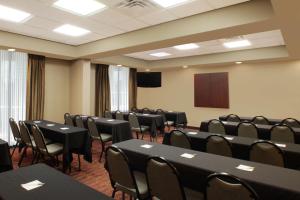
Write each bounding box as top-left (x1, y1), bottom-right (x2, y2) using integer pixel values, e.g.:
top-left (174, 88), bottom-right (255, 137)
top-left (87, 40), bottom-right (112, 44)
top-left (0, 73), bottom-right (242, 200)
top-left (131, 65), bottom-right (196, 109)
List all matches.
top-left (25, 120), bottom-right (92, 171)
top-left (115, 139), bottom-right (300, 200)
top-left (0, 139), bottom-right (12, 173)
top-left (219, 115), bottom-right (287, 125)
top-left (163, 130), bottom-right (300, 170)
top-left (200, 120), bottom-right (300, 143)
top-left (0, 164), bottom-right (112, 200)
top-left (164, 111), bottom-right (188, 126)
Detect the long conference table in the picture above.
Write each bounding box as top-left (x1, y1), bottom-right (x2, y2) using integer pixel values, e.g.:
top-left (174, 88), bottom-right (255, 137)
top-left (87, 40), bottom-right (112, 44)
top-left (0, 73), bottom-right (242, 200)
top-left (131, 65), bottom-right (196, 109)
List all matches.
top-left (25, 120), bottom-right (92, 172)
top-left (163, 130), bottom-right (300, 170)
top-left (0, 164), bottom-right (112, 200)
top-left (115, 139), bottom-right (300, 200)
top-left (0, 139), bottom-right (13, 173)
top-left (219, 115), bottom-right (294, 125)
top-left (200, 120), bottom-right (300, 143)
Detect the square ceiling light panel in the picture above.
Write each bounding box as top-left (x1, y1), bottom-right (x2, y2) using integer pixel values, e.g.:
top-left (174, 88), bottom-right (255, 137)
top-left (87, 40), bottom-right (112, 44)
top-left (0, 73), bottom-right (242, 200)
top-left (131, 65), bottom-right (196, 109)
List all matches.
top-left (53, 0), bottom-right (107, 16)
top-left (0, 4), bottom-right (31, 23)
top-left (173, 43), bottom-right (199, 50)
top-left (151, 0), bottom-right (190, 8)
top-left (150, 52), bottom-right (171, 57)
top-left (223, 39), bottom-right (251, 48)
top-left (53, 24), bottom-right (91, 37)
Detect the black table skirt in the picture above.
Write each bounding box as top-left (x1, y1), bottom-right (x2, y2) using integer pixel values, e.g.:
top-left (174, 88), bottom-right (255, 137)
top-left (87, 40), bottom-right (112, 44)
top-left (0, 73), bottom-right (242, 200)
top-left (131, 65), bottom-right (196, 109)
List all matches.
top-left (163, 130), bottom-right (300, 170)
top-left (25, 120), bottom-right (92, 171)
top-left (115, 139), bottom-right (300, 200)
top-left (164, 111), bottom-right (188, 126)
top-left (200, 120), bottom-right (300, 143)
top-left (0, 164), bottom-right (112, 200)
top-left (0, 139), bottom-right (13, 173)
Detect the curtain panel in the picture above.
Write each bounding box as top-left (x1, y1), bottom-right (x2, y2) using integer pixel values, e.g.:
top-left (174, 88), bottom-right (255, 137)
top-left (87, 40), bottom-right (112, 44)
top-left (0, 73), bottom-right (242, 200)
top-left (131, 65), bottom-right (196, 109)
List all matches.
top-left (129, 68), bottom-right (137, 109)
top-left (95, 64), bottom-right (110, 116)
top-left (26, 54), bottom-right (45, 120)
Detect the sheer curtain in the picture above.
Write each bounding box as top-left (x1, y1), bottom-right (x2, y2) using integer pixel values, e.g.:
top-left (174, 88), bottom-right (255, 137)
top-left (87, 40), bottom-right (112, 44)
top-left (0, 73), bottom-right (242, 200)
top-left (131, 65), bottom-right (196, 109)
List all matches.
top-left (0, 50), bottom-right (27, 145)
top-left (109, 65), bottom-right (129, 112)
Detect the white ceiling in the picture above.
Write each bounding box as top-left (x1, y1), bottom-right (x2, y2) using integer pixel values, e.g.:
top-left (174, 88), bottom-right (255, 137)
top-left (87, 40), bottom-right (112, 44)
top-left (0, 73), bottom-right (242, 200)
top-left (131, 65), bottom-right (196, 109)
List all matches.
top-left (125, 30), bottom-right (285, 60)
top-left (0, 0), bottom-right (249, 45)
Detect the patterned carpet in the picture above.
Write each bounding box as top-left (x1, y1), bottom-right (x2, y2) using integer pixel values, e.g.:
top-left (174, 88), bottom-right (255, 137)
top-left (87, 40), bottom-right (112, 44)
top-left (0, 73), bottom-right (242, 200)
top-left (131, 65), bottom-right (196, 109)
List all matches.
top-left (11, 132), bottom-right (165, 199)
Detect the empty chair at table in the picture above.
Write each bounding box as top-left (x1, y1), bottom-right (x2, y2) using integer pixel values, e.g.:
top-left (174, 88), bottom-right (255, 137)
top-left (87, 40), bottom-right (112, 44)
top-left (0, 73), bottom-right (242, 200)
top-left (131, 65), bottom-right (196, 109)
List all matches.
top-left (251, 116), bottom-right (270, 125)
top-left (146, 156), bottom-right (203, 200)
top-left (270, 124), bottom-right (295, 143)
top-left (104, 110), bottom-right (113, 119)
top-left (128, 112), bottom-right (150, 140)
top-left (169, 130), bottom-right (191, 149)
top-left (281, 118), bottom-right (300, 128)
top-left (9, 118), bottom-right (22, 156)
top-left (64, 113), bottom-right (74, 126)
top-left (105, 146), bottom-right (150, 200)
top-left (249, 140), bottom-right (285, 167)
top-left (225, 114), bottom-right (241, 122)
top-left (131, 107), bottom-right (138, 113)
top-left (31, 124), bottom-right (63, 167)
top-left (206, 135), bottom-right (232, 157)
top-left (74, 115), bottom-right (85, 128)
top-left (237, 122), bottom-right (258, 139)
top-left (115, 110), bottom-right (124, 120)
top-left (208, 119), bottom-right (226, 134)
top-left (142, 107), bottom-right (151, 114)
top-left (205, 172), bottom-right (259, 200)
top-left (87, 117), bottom-right (112, 162)
top-left (156, 109), bottom-right (174, 130)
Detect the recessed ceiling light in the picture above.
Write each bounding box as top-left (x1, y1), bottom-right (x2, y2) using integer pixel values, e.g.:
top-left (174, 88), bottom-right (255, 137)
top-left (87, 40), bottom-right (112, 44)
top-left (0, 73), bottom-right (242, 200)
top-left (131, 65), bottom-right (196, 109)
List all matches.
top-left (145, 69), bottom-right (151, 72)
top-left (7, 49), bottom-right (15, 52)
top-left (53, 24), bottom-right (90, 37)
top-left (151, 0), bottom-right (189, 8)
top-left (117, 64), bottom-right (122, 67)
top-left (235, 61), bottom-right (243, 64)
top-left (53, 0), bottom-right (106, 16)
top-left (223, 40), bottom-right (251, 49)
top-left (150, 52), bottom-right (171, 57)
top-left (174, 43), bottom-right (199, 50)
top-left (0, 5), bottom-right (31, 23)
top-left (182, 65), bottom-right (188, 69)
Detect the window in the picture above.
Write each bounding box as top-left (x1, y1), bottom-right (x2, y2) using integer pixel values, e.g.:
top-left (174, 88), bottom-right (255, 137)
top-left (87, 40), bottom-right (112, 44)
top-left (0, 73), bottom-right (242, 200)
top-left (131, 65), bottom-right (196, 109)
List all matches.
top-left (0, 50), bottom-right (27, 145)
top-left (109, 65), bottom-right (129, 112)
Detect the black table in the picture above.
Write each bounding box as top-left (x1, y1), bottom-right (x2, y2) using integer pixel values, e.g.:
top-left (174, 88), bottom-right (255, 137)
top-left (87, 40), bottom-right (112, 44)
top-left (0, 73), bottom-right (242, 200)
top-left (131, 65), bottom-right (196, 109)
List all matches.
top-left (200, 120), bottom-right (300, 144)
top-left (163, 130), bottom-right (300, 170)
top-left (164, 111), bottom-right (188, 126)
top-left (219, 115), bottom-right (289, 126)
top-left (115, 139), bottom-right (300, 200)
top-left (0, 139), bottom-right (13, 173)
top-left (0, 164), bottom-right (112, 200)
top-left (25, 120), bottom-right (92, 171)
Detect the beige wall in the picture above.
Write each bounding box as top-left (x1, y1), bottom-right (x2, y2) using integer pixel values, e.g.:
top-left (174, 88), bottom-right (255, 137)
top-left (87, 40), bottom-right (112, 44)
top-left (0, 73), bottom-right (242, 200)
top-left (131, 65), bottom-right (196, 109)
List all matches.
top-left (44, 58), bottom-right (71, 123)
top-left (137, 60), bottom-right (300, 127)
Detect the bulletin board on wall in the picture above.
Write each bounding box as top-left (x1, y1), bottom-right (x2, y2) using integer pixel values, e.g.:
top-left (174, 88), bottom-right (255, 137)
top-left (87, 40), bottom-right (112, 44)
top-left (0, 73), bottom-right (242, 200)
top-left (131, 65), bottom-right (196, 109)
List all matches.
top-left (194, 72), bottom-right (229, 108)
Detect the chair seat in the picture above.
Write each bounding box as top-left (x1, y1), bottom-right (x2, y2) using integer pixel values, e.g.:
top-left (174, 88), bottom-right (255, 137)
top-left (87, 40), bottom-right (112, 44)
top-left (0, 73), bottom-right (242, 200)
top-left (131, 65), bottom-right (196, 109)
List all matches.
top-left (30, 135), bottom-right (52, 145)
top-left (16, 137), bottom-right (22, 143)
top-left (184, 187), bottom-right (204, 200)
top-left (46, 143), bottom-right (63, 155)
top-left (92, 133), bottom-right (112, 142)
top-left (165, 121), bottom-right (174, 126)
top-left (132, 126), bottom-right (150, 133)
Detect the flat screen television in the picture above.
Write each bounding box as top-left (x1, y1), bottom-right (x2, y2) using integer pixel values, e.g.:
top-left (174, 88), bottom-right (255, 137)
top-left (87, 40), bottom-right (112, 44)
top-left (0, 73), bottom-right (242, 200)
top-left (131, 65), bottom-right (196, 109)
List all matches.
top-left (137, 72), bottom-right (161, 88)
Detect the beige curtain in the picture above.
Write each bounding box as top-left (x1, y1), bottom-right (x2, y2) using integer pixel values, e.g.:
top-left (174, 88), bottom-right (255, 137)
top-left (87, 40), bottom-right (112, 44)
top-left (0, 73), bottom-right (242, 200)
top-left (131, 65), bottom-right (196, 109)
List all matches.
top-left (95, 64), bottom-right (110, 116)
top-left (129, 68), bottom-right (137, 109)
top-left (26, 54), bottom-right (45, 120)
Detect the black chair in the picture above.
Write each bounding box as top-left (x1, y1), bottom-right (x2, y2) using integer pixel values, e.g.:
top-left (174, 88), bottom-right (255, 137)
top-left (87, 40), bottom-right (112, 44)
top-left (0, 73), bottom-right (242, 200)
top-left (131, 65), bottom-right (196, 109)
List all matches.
top-left (249, 140), bottom-right (285, 167)
top-left (131, 107), bottom-right (138, 113)
top-left (169, 130), bottom-right (191, 149)
top-left (104, 110), bottom-right (113, 119)
top-left (281, 118), bottom-right (300, 128)
top-left (205, 172), bottom-right (259, 200)
top-left (206, 135), bottom-right (232, 157)
top-left (64, 113), bottom-right (74, 126)
top-left (128, 112), bottom-right (150, 140)
top-left (142, 108), bottom-right (151, 114)
top-left (74, 115), bottom-right (85, 128)
top-left (237, 122), bottom-right (258, 139)
top-left (208, 119), bottom-right (226, 134)
top-left (156, 109), bottom-right (174, 130)
top-left (251, 116), bottom-right (270, 125)
top-left (105, 146), bottom-right (149, 200)
top-left (115, 110), bottom-right (124, 120)
top-left (225, 114), bottom-right (241, 122)
top-left (270, 124), bottom-right (295, 143)
top-left (146, 157), bottom-right (203, 200)
top-left (9, 118), bottom-right (22, 156)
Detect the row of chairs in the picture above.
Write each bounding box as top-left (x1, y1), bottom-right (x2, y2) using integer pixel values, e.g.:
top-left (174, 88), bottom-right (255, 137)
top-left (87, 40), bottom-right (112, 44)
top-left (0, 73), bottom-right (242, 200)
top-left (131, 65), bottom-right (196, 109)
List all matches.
top-left (225, 114), bottom-right (300, 127)
top-left (208, 119), bottom-right (296, 143)
top-left (9, 118), bottom-right (63, 167)
top-left (106, 146), bottom-right (259, 200)
top-left (170, 130), bottom-right (285, 167)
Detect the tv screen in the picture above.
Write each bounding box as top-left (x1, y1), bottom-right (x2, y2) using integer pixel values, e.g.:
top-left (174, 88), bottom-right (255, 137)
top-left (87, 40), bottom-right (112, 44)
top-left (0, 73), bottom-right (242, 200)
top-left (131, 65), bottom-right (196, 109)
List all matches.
top-left (137, 72), bottom-right (161, 88)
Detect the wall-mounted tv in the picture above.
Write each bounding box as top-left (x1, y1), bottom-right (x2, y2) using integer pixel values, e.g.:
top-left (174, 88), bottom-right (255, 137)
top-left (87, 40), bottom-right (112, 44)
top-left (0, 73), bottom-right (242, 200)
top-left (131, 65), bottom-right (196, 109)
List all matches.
top-left (137, 72), bottom-right (161, 88)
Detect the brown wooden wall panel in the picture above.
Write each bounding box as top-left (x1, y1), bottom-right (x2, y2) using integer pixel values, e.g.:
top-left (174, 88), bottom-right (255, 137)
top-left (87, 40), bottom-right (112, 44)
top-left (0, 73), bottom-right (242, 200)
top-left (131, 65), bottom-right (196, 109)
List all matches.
top-left (194, 72), bottom-right (229, 108)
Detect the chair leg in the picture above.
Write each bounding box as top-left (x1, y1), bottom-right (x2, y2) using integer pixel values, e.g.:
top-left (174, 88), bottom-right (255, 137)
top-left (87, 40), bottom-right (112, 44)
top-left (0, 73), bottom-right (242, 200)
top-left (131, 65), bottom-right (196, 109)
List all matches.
top-left (11, 142), bottom-right (19, 157)
top-left (99, 142), bottom-right (105, 162)
top-left (141, 132), bottom-right (144, 140)
top-left (77, 154), bottom-right (81, 171)
top-left (111, 188), bottom-right (116, 198)
top-left (136, 131), bottom-right (139, 139)
top-left (18, 146), bottom-right (27, 167)
top-left (122, 192), bottom-right (125, 200)
top-left (31, 151), bottom-right (37, 165)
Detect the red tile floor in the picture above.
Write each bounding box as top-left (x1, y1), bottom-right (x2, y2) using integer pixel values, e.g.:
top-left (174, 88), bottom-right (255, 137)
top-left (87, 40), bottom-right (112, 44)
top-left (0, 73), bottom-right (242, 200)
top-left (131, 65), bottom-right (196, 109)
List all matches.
top-left (11, 132), bottom-right (165, 199)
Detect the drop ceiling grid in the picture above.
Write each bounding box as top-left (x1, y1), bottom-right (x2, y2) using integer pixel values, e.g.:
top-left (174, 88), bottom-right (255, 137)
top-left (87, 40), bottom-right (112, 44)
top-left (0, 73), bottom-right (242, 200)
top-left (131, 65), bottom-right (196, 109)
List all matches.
top-left (0, 0), bottom-right (250, 45)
